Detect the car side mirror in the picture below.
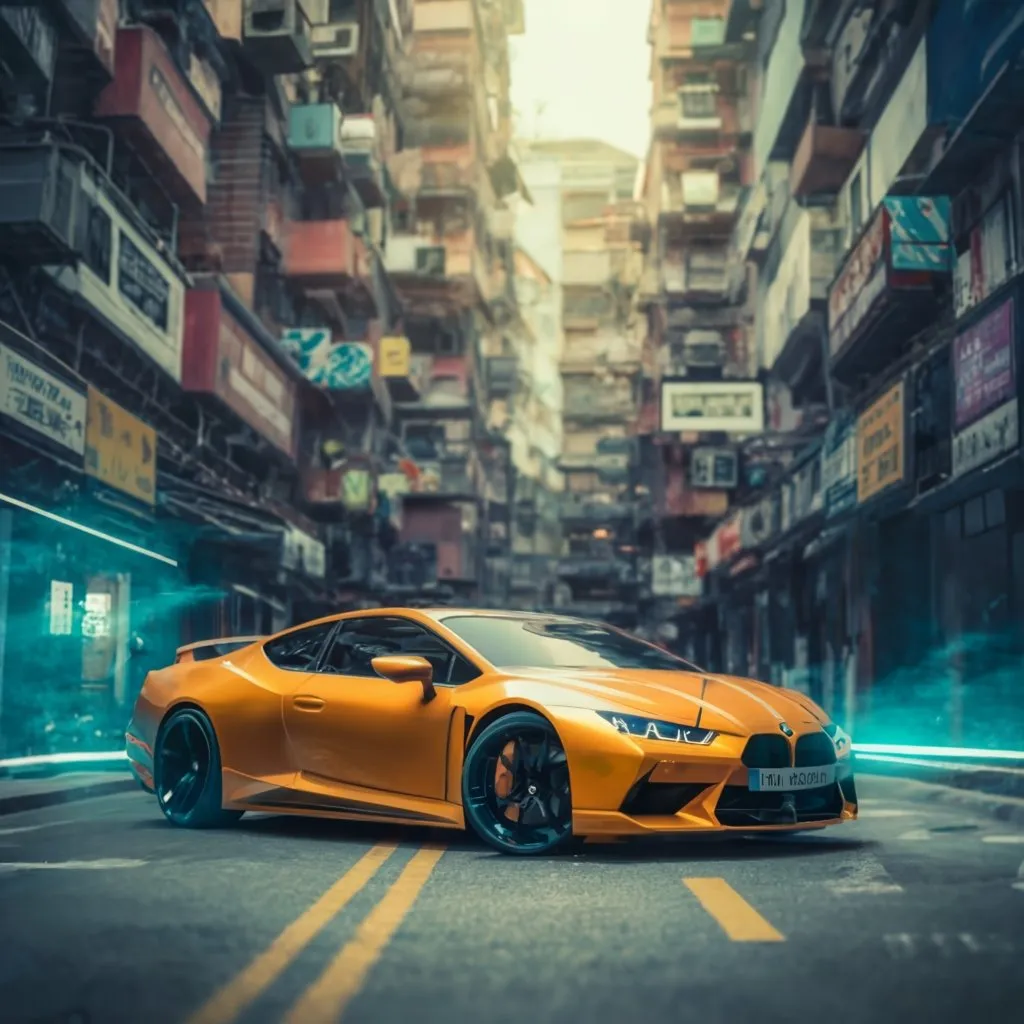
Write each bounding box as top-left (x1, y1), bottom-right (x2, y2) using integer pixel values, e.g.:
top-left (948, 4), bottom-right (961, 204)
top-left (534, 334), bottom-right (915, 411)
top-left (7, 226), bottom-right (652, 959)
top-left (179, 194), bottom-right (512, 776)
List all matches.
top-left (371, 655), bottom-right (436, 703)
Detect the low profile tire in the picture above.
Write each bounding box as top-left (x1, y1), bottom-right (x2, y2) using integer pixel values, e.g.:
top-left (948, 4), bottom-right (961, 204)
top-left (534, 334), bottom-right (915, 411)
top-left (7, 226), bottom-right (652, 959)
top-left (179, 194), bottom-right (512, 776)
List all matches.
top-left (462, 711), bottom-right (573, 856)
top-left (153, 708), bottom-right (242, 829)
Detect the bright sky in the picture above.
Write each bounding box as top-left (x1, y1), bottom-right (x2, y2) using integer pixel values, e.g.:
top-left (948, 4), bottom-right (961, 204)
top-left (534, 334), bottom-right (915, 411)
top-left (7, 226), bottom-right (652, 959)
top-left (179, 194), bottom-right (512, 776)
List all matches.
top-left (509, 0), bottom-right (652, 158)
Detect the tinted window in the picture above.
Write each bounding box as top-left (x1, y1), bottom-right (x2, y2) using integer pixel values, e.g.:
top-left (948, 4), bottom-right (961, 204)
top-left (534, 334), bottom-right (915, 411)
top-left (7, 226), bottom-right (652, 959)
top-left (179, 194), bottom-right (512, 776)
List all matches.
top-left (263, 621), bottom-right (335, 671)
top-left (321, 617), bottom-right (479, 683)
top-left (442, 616), bottom-right (702, 672)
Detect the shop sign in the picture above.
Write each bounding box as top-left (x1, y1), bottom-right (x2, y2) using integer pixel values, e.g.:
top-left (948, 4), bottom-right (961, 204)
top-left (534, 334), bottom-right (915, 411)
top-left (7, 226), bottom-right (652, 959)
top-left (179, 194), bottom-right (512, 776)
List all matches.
top-left (281, 525), bottom-right (325, 579)
top-left (953, 296), bottom-right (1015, 430)
top-left (661, 381), bottom-right (764, 434)
top-left (378, 472), bottom-right (411, 497)
top-left (952, 195), bottom-right (1013, 318)
top-left (184, 290), bottom-right (298, 458)
top-left (821, 416), bottom-right (858, 519)
top-left (0, 344), bottom-right (87, 457)
top-left (49, 581), bottom-right (74, 636)
top-left (792, 456), bottom-right (822, 523)
top-left (741, 495), bottom-right (776, 549)
top-left (709, 514), bottom-right (741, 569)
top-left (84, 387), bottom-right (157, 505)
top-left (379, 336), bottom-right (412, 378)
top-left (50, 168), bottom-right (185, 383)
top-left (952, 398), bottom-right (1019, 478)
top-left (828, 207), bottom-right (887, 357)
top-left (690, 447), bottom-right (738, 488)
top-left (856, 381), bottom-right (906, 503)
top-left (652, 555), bottom-right (701, 598)
top-left (280, 328), bottom-right (373, 390)
top-left (828, 197), bottom-right (952, 357)
top-left (95, 27), bottom-right (209, 204)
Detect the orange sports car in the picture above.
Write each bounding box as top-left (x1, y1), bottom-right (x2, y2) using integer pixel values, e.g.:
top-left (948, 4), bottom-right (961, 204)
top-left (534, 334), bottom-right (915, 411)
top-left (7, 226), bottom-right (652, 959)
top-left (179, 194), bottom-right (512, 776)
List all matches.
top-left (125, 609), bottom-right (857, 855)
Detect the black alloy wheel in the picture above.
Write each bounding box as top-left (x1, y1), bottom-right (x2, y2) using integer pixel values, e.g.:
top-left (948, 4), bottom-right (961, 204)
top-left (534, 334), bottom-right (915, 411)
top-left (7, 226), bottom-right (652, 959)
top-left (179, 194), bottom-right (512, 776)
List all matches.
top-left (462, 711), bottom-right (573, 855)
top-left (153, 708), bottom-right (242, 829)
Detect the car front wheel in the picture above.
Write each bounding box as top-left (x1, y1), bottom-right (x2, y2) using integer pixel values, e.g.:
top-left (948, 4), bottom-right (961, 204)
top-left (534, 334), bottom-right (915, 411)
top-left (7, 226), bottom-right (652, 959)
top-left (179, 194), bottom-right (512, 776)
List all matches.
top-left (462, 711), bottom-right (573, 856)
top-left (153, 707), bottom-right (242, 829)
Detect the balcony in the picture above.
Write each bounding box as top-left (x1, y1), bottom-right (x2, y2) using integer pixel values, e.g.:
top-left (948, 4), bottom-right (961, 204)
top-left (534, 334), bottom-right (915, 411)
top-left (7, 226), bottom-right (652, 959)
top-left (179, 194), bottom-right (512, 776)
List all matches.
top-left (378, 335), bottom-right (428, 403)
top-left (562, 290), bottom-right (616, 330)
top-left (416, 144), bottom-right (492, 206)
top-left (560, 331), bottom-right (641, 372)
top-left (560, 493), bottom-right (633, 523)
top-left (95, 25), bottom-right (211, 208)
top-left (412, 0), bottom-right (475, 33)
top-left (407, 455), bottom-right (480, 500)
top-left (283, 218), bottom-right (365, 289)
top-left (0, 144), bottom-right (81, 265)
top-left (562, 391), bottom-right (636, 423)
top-left (242, 0), bottom-right (312, 75)
top-left (662, 250), bottom-right (729, 303)
top-left (790, 119), bottom-right (866, 198)
top-left (661, 172), bottom-right (742, 237)
top-left (385, 231), bottom-right (490, 311)
top-left (287, 102), bottom-right (344, 184)
top-left (562, 250), bottom-right (613, 288)
top-left (485, 355), bottom-right (517, 397)
top-left (399, 45), bottom-right (478, 100)
top-left (652, 93), bottom-right (722, 139)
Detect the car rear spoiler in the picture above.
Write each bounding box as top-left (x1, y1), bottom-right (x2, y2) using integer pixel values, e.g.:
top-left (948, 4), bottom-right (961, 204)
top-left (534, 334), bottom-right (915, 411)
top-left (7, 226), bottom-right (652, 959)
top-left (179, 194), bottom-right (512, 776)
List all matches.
top-left (174, 636), bottom-right (264, 663)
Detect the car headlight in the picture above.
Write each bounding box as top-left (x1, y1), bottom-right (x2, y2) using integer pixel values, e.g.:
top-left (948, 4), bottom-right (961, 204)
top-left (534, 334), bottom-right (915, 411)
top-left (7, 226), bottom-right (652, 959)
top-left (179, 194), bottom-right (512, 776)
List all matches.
top-left (824, 722), bottom-right (852, 754)
top-left (597, 711), bottom-right (717, 745)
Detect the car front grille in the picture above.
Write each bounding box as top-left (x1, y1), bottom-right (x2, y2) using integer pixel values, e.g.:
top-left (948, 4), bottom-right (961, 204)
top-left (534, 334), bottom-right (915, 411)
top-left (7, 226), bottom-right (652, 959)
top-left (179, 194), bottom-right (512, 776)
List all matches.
top-left (742, 734), bottom-right (790, 768)
top-left (715, 783), bottom-right (844, 827)
top-left (795, 732), bottom-right (837, 766)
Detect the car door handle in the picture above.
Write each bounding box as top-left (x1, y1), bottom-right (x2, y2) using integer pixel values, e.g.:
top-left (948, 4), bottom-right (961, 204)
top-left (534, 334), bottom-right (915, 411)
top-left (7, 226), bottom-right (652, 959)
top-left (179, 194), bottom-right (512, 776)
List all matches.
top-left (292, 696), bottom-right (326, 712)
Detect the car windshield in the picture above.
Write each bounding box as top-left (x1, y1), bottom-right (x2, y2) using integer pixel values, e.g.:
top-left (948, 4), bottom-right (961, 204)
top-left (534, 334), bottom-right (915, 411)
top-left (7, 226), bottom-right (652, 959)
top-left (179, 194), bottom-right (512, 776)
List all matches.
top-left (440, 616), bottom-right (703, 672)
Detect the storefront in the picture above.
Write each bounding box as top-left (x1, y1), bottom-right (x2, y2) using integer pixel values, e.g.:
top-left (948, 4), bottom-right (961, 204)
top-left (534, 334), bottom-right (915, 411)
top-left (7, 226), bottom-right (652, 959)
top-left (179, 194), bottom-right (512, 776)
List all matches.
top-left (0, 324), bottom-right (180, 756)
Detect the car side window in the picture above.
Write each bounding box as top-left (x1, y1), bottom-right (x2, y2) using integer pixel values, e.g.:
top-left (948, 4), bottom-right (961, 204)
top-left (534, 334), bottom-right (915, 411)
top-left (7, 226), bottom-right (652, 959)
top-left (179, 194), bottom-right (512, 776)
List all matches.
top-left (263, 621), bottom-right (335, 671)
top-left (320, 617), bottom-right (480, 684)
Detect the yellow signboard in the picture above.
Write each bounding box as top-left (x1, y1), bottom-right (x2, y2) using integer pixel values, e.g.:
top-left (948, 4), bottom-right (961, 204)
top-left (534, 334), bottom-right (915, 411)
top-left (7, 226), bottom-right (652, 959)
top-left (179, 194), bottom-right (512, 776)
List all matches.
top-left (85, 387), bottom-right (158, 505)
top-left (856, 380), bottom-right (905, 504)
top-left (379, 336), bottom-right (411, 377)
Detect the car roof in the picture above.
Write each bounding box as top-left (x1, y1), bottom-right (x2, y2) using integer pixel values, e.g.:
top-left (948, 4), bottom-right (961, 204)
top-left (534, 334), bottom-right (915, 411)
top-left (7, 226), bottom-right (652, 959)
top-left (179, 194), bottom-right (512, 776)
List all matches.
top-left (417, 608), bottom-right (584, 623)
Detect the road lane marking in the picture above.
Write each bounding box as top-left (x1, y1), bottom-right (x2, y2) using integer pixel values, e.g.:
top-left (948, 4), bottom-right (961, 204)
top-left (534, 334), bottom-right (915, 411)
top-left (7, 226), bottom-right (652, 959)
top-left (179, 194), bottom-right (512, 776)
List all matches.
top-left (895, 829), bottom-right (933, 841)
top-left (284, 845), bottom-right (445, 1024)
top-left (184, 843), bottom-right (396, 1024)
top-left (983, 834), bottom-right (1024, 844)
top-left (0, 858), bottom-right (146, 872)
top-left (683, 878), bottom-right (784, 942)
top-left (859, 809), bottom-right (921, 818)
top-left (825, 856), bottom-right (903, 895)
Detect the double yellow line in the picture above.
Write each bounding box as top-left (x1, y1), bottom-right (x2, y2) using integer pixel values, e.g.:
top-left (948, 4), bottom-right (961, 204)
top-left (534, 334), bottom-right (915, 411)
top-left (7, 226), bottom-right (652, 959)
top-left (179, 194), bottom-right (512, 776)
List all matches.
top-left (185, 844), bottom-right (444, 1024)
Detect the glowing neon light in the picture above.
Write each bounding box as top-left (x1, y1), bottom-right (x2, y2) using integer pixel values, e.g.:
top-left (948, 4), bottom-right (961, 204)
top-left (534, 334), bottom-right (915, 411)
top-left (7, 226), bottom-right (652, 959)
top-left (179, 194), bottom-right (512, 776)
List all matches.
top-left (0, 751), bottom-right (129, 770)
top-left (853, 743), bottom-right (1024, 761)
top-left (0, 492), bottom-right (178, 567)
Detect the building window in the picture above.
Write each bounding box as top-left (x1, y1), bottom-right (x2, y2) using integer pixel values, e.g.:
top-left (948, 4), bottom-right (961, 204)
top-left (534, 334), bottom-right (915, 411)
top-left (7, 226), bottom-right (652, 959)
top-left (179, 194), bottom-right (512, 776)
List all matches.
top-left (680, 86), bottom-right (718, 120)
top-left (691, 17), bottom-right (725, 47)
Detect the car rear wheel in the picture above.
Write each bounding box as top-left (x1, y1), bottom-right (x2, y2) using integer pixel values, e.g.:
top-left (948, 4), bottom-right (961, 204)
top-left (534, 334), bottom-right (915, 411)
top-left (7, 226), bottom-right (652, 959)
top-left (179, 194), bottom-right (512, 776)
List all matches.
top-left (462, 711), bottom-right (573, 856)
top-left (154, 708), bottom-right (242, 829)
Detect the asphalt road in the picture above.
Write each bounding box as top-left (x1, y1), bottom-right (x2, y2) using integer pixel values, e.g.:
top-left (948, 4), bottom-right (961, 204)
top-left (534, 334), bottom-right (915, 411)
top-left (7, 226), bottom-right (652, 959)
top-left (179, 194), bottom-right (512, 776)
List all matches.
top-left (0, 777), bottom-right (1022, 1024)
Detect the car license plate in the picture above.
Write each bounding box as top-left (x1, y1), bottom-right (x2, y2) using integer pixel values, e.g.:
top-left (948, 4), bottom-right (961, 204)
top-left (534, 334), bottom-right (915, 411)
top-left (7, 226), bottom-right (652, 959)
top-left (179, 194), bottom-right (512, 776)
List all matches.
top-left (748, 766), bottom-right (837, 792)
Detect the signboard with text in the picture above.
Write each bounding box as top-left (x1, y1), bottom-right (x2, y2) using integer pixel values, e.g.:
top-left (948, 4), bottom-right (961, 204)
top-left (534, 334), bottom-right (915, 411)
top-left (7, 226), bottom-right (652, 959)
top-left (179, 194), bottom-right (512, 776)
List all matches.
top-left (856, 381), bottom-right (906, 503)
top-left (953, 295), bottom-right (1015, 429)
top-left (0, 343), bottom-right (86, 458)
top-left (85, 386), bottom-right (157, 505)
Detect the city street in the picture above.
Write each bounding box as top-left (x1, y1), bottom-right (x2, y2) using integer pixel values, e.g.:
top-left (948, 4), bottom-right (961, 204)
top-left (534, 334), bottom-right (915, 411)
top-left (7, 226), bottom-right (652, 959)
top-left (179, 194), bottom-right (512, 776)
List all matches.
top-left (0, 777), bottom-right (1022, 1024)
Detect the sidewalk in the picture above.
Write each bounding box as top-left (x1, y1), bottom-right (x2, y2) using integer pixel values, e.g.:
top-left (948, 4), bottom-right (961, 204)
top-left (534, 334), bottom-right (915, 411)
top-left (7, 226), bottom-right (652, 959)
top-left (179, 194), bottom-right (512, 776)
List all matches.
top-left (855, 753), bottom-right (1024, 827)
top-left (0, 771), bottom-right (138, 816)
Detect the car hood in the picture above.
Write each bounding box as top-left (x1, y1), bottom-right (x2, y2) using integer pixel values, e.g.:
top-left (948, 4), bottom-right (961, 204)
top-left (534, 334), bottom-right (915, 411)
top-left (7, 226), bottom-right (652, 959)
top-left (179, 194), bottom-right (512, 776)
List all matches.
top-left (505, 667), bottom-right (827, 735)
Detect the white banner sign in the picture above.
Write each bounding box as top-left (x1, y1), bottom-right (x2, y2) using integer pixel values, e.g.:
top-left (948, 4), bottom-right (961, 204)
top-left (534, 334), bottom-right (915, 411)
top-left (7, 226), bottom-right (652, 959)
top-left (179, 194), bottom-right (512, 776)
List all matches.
top-left (661, 381), bottom-right (765, 434)
top-left (282, 525), bottom-right (326, 579)
top-left (652, 555), bottom-right (701, 598)
top-left (952, 397), bottom-right (1019, 478)
top-left (0, 344), bottom-right (87, 456)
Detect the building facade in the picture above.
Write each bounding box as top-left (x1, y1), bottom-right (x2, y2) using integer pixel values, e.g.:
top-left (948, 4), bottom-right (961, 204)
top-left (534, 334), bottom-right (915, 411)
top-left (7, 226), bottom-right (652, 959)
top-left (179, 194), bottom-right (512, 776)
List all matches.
top-left (0, 0), bottom-right (526, 757)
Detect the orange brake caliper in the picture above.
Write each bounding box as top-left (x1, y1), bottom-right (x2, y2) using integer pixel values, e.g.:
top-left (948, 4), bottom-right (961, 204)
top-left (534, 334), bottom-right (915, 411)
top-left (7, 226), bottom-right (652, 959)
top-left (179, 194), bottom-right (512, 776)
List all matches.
top-left (494, 740), bottom-right (520, 822)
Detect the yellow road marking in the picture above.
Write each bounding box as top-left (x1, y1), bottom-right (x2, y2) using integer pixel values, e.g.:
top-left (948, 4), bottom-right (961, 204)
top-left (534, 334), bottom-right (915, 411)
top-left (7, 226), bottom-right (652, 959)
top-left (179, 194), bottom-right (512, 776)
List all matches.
top-left (184, 844), bottom-right (397, 1024)
top-left (284, 846), bottom-right (446, 1024)
top-left (683, 877), bottom-right (785, 942)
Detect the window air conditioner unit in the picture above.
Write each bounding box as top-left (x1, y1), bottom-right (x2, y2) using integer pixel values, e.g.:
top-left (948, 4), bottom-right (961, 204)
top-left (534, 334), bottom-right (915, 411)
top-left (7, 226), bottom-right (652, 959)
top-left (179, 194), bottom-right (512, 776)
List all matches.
top-left (310, 20), bottom-right (360, 58)
top-left (416, 246), bottom-right (446, 276)
top-left (243, 0), bottom-right (313, 74)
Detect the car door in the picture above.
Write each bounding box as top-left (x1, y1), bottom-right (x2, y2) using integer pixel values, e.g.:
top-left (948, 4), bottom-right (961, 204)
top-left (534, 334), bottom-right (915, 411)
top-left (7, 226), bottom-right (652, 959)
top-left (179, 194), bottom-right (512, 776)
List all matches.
top-left (282, 616), bottom-right (471, 802)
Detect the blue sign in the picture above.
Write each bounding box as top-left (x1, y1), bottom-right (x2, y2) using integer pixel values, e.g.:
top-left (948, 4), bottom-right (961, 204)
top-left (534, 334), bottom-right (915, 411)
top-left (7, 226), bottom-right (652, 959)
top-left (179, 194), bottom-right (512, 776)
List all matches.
top-left (821, 414), bottom-right (858, 520)
top-left (885, 196), bottom-right (952, 273)
top-left (281, 329), bottom-right (374, 390)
